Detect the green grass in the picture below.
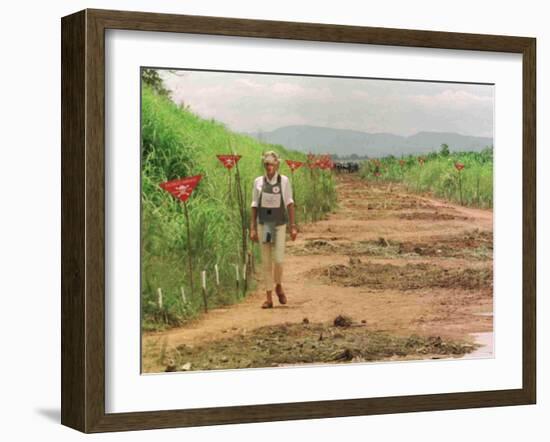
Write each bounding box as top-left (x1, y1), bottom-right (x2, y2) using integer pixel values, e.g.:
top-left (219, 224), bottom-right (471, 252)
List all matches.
top-left (141, 85), bottom-right (337, 330)
top-left (358, 149), bottom-right (493, 208)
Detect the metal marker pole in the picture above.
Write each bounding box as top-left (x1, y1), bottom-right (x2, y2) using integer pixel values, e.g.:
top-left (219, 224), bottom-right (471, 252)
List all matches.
top-left (201, 270), bottom-right (208, 313)
top-left (233, 151), bottom-right (248, 275)
top-left (458, 169), bottom-right (463, 205)
top-left (228, 167), bottom-right (233, 205)
top-left (290, 169), bottom-right (298, 221)
top-left (183, 200), bottom-right (195, 299)
top-left (234, 263), bottom-right (240, 298)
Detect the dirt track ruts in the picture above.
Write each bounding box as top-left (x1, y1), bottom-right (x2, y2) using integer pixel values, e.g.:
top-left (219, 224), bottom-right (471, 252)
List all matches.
top-left (142, 173), bottom-right (493, 373)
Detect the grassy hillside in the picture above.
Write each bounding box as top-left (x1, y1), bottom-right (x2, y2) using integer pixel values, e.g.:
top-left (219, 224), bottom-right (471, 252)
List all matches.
top-left (141, 85), bottom-right (337, 331)
top-left (359, 149), bottom-right (493, 208)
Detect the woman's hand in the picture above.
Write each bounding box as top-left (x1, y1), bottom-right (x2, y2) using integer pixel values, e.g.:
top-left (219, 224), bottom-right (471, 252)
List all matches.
top-left (250, 227), bottom-right (258, 242)
top-left (290, 225), bottom-right (298, 241)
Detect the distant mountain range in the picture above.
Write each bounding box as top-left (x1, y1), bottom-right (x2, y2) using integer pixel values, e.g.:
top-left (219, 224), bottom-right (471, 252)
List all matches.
top-left (245, 125), bottom-right (493, 157)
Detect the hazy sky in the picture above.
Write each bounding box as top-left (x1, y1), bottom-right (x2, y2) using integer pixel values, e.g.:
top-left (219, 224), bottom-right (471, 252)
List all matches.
top-left (159, 69), bottom-right (494, 138)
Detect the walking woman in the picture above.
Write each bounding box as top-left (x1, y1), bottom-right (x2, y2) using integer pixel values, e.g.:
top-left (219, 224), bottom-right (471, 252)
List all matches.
top-left (250, 151), bottom-right (298, 308)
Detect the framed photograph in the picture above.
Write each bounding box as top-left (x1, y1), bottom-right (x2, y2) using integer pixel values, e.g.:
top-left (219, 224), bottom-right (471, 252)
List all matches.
top-left (61, 8), bottom-right (536, 433)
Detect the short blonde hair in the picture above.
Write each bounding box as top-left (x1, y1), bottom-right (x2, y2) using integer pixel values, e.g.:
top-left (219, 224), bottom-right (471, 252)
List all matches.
top-left (262, 150), bottom-right (280, 165)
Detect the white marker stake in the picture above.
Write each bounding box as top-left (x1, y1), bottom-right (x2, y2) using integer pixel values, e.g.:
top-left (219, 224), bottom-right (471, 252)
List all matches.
top-left (157, 288), bottom-right (163, 309)
top-left (234, 263), bottom-right (240, 298)
top-left (215, 264), bottom-right (220, 286)
top-left (200, 270), bottom-right (208, 312)
top-left (180, 287), bottom-right (186, 304)
top-left (243, 263), bottom-right (247, 281)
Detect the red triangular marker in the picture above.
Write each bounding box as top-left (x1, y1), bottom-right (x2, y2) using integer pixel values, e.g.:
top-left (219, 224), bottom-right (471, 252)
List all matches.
top-left (216, 154), bottom-right (241, 170)
top-left (285, 160), bottom-right (304, 171)
top-left (160, 175), bottom-right (203, 202)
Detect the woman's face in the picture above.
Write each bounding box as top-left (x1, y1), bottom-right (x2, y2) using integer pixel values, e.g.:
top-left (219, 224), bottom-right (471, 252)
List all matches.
top-left (264, 162), bottom-right (277, 176)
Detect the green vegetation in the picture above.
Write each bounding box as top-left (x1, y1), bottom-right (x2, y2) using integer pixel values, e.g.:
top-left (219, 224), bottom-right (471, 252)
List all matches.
top-left (359, 145), bottom-right (493, 208)
top-left (141, 84), bottom-right (337, 331)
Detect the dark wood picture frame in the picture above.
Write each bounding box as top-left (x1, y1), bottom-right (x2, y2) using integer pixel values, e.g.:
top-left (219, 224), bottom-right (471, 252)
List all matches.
top-left (61, 8), bottom-right (536, 433)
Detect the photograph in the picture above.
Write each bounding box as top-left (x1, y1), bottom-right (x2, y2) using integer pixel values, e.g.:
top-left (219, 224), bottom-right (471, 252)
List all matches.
top-left (140, 67), bottom-right (494, 374)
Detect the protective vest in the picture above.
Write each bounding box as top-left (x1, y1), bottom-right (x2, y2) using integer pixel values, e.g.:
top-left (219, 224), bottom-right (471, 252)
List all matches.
top-left (258, 174), bottom-right (288, 226)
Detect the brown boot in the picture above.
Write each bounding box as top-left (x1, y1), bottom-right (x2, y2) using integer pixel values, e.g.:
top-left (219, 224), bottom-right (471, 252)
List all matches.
top-left (275, 284), bottom-right (287, 304)
top-left (261, 291), bottom-right (273, 309)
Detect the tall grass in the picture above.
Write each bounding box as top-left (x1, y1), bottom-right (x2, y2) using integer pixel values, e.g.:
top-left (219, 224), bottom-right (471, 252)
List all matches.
top-left (359, 149), bottom-right (493, 208)
top-left (141, 85), bottom-right (337, 330)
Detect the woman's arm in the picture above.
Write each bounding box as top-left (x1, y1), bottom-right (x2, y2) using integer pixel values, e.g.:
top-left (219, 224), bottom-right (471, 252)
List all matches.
top-left (287, 203), bottom-right (297, 241)
top-left (283, 175), bottom-right (297, 240)
top-left (250, 178), bottom-right (260, 242)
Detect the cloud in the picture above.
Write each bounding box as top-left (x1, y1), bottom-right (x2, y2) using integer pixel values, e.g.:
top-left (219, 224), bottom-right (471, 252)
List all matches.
top-left (157, 69), bottom-right (493, 137)
top-left (408, 89), bottom-right (493, 111)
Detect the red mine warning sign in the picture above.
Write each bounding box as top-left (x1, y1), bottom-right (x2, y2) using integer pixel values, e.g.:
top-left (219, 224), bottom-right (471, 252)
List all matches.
top-left (159, 175), bottom-right (202, 202)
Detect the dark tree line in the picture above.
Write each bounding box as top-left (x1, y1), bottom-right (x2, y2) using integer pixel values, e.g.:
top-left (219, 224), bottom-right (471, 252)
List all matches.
top-left (141, 68), bottom-right (170, 97)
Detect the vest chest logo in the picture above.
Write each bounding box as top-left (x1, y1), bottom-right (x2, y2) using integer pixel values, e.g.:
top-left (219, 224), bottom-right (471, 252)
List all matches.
top-left (272, 186), bottom-right (280, 193)
top-left (260, 192), bottom-right (281, 208)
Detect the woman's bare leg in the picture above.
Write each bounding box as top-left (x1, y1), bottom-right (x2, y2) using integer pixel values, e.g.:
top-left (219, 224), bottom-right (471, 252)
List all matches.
top-left (258, 224), bottom-right (274, 307)
top-left (273, 224), bottom-right (287, 303)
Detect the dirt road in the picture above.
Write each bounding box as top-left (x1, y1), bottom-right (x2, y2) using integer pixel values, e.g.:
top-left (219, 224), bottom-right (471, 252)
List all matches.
top-left (142, 173), bottom-right (493, 373)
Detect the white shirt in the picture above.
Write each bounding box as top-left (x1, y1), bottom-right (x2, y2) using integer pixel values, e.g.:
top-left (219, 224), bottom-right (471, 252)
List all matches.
top-left (250, 171), bottom-right (294, 208)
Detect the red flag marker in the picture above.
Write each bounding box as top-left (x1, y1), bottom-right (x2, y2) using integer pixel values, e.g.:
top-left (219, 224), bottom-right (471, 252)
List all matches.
top-left (159, 174), bottom-right (204, 311)
top-left (160, 175), bottom-right (202, 202)
top-left (317, 154), bottom-right (333, 170)
top-left (285, 160), bottom-right (304, 171)
top-left (306, 153), bottom-right (316, 169)
top-left (454, 162), bottom-right (465, 205)
top-left (216, 154), bottom-right (241, 170)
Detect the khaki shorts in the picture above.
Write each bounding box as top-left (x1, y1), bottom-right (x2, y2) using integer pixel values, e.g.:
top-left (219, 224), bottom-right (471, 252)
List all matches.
top-left (257, 223), bottom-right (287, 289)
